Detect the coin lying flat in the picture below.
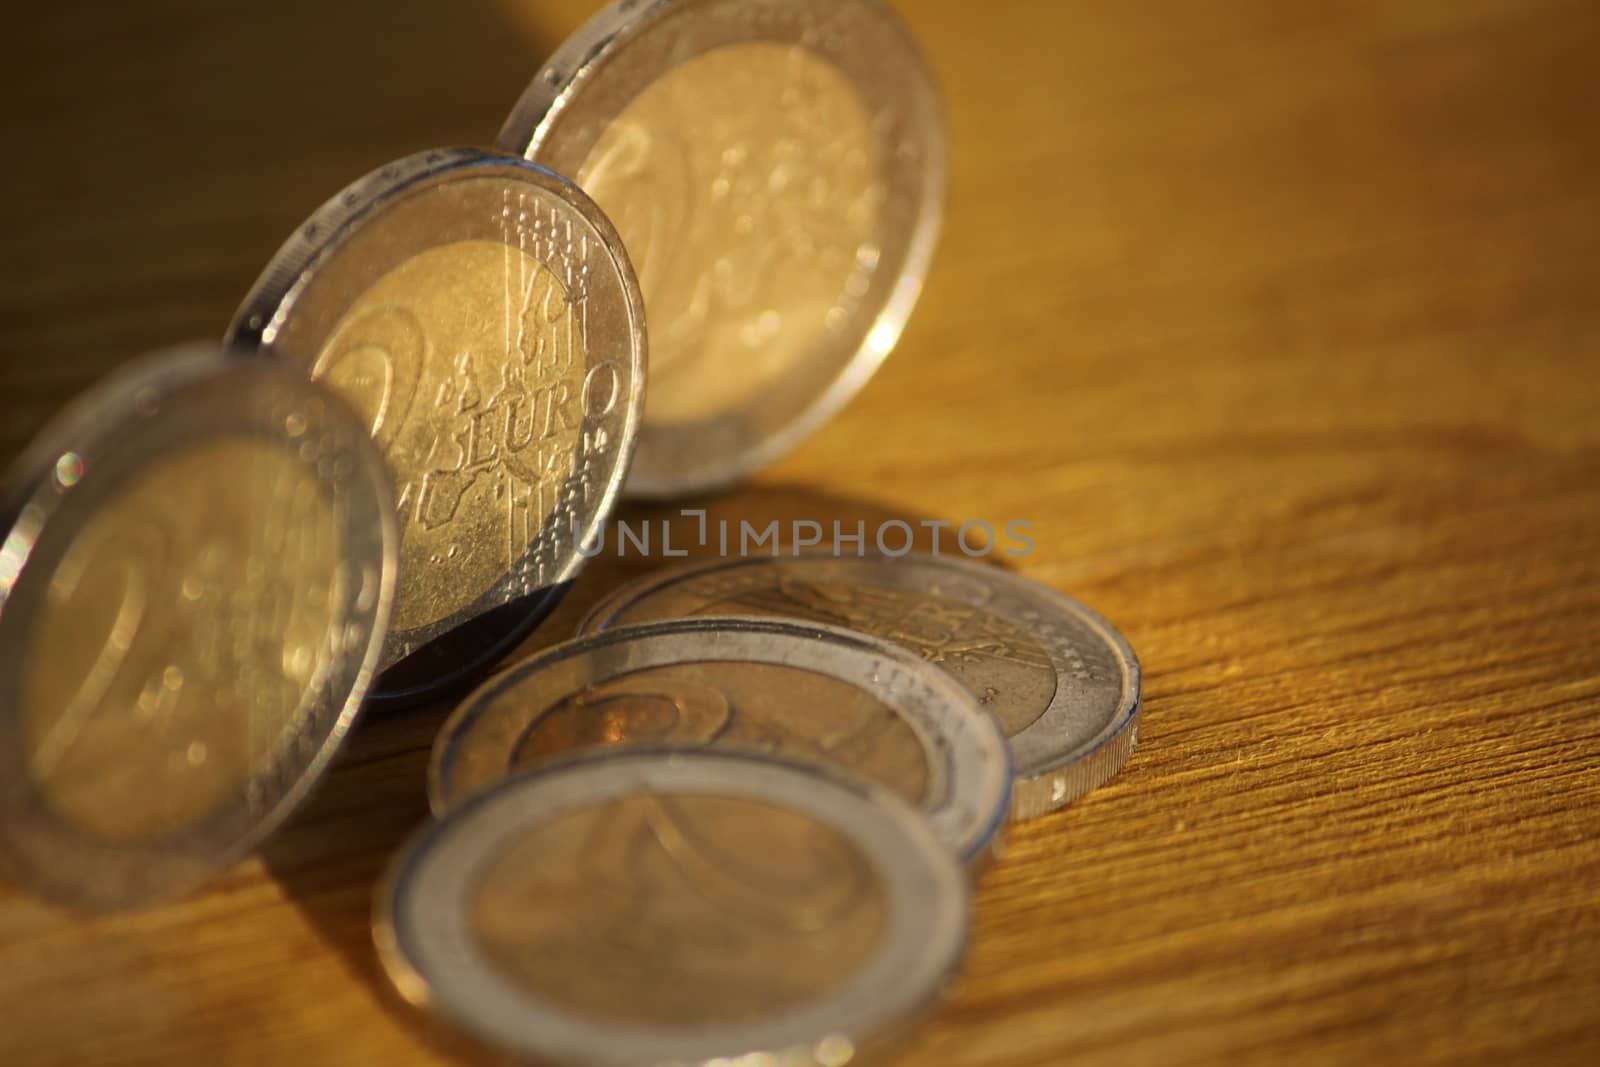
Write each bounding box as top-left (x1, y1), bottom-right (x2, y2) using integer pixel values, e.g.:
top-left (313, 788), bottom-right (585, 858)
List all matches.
top-left (228, 147), bottom-right (646, 706)
top-left (499, 0), bottom-right (945, 497)
top-left (379, 747), bottom-right (969, 1067)
top-left (0, 347), bottom-right (396, 910)
top-left (431, 617), bottom-right (1011, 862)
top-left (581, 555), bottom-right (1142, 819)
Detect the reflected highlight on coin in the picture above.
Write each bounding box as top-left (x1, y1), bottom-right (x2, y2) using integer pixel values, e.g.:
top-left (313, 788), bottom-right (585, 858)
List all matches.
top-left (499, 0), bottom-right (945, 496)
top-left (228, 147), bottom-right (646, 704)
top-left (0, 347), bottom-right (395, 910)
top-left (430, 617), bottom-right (1011, 862)
top-left (378, 748), bottom-right (969, 1067)
top-left (581, 555), bottom-right (1142, 819)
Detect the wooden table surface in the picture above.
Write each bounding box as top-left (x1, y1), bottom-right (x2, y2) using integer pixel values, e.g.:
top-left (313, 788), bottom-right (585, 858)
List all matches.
top-left (3, 1), bottom-right (1598, 1064)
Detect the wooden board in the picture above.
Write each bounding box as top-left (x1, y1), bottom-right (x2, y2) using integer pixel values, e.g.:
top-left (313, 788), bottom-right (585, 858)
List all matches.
top-left (1, 1), bottom-right (1597, 1064)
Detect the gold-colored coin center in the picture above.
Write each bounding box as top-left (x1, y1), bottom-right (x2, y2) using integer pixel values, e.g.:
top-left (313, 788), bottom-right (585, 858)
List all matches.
top-left (577, 42), bottom-right (881, 425)
top-left (21, 439), bottom-right (344, 843)
top-left (495, 661), bottom-right (929, 805)
top-left (471, 793), bottom-right (887, 1026)
top-left (313, 239), bottom-right (588, 632)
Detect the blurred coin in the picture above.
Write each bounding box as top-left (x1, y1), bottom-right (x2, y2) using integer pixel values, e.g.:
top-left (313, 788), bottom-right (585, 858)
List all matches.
top-left (228, 147), bottom-right (646, 706)
top-left (0, 346), bottom-right (396, 910)
top-left (430, 616), bottom-right (1010, 862)
top-left (498, 0), bottom-right (945, 497)
top-left (582, 555), bottom-right (1141, 819)
top-left (379, 746), bottom-right (968, 1067)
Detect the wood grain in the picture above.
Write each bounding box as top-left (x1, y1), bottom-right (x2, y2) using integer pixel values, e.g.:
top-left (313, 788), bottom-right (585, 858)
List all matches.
top-left (2, 1), bottom-right (1598, 1064)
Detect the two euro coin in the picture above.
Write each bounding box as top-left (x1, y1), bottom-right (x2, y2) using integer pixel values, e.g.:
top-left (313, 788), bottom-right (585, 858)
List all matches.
top-left (229, 147), bottom-right (647, 707)
top-left (380, 747), bottom-right (970, 1067)
top-left (499, 0), bottom-right (945, 498)
top-left (0, 347), bottom-right (396, 910)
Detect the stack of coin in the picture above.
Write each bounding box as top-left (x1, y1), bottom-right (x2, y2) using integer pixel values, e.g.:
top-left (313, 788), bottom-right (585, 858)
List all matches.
top-left (397, 552), bottom-right (1138, 1063)
top-left (0, 0), bottom-right (1147, 1062)
top-left (429, 615), bottom-right (1015, 863)
top-left (581, 553), bottom-right (1144, 819)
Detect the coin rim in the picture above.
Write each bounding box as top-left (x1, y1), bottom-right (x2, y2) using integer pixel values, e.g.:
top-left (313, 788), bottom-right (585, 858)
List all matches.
top-left (578, 553), bottom-right (1143, 819)
top-left (224, 146), bottom-right (647, 697)
top-left (377, 745), bottom-right (970, 1067)
top-left (429, 615), bottom-right (1012, 862)
top-left (0, 345), bottom-right (397, 910)
top-left (497, 0), bottom-right (946, 497)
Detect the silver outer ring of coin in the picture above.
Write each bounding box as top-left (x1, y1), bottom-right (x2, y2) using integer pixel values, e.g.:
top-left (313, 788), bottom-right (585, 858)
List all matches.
top-left (580, 554), bottom-right (1143, 820)
top-left (497, 0), bottom-right (946, 498)
top-left (430, 616), bottom-right (1012, 862)
top-left (379, 745), bottom-right (970, 1067)
top-left (0, 345), bottom-right (396, 911)
top-left (225, 146), bottom-right (647, 707)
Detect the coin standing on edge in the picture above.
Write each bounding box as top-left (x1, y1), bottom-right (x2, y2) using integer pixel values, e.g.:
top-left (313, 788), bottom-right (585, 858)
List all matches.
top-left (581, 554), bottom-right (1142, 819)
top-left (0, 347), bottom-right (396, 911)
top-left (227, 147), bottom-right (646, 707)
top-left (498, 0), bottom-right (946, 497)
top-left (430, 616), bottom-right (1012, 863)
top-left (379, 747), bottom-right (970, 1067)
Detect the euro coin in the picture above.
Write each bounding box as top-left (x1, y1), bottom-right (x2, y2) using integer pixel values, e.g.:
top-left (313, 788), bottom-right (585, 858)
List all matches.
top-left (228, 147), bottom-right (646, 706)
top-left (0, 346), bottom-right (395, 910)
top-left (378, 747), bottom-right (969, 1067)
top-left (498, 0), bottom-right (944, 497)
